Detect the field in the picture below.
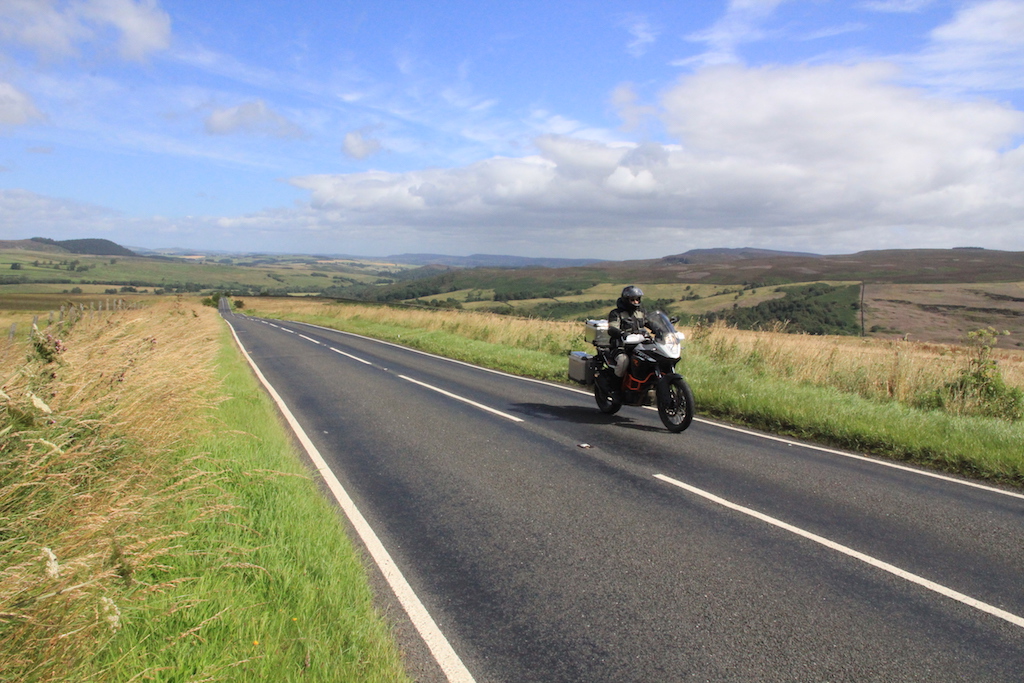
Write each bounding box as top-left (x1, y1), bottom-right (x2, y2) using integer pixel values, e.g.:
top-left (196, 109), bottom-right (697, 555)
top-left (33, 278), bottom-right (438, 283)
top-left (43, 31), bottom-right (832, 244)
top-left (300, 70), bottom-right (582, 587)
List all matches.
top-left (865, 282), bottom-right (1024, 348)
top-left (0, 246), bottom-right (417, 295)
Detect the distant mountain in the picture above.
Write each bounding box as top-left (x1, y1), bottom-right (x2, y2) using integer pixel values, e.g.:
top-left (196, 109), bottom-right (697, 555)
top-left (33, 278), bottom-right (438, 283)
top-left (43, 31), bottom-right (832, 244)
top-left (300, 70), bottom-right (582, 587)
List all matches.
top-left (385, 253), bottom-right (606, 268)
top-left (29, 237), bottom-right (137, 257)
top-left (661, 248), bottom-right (821, 264)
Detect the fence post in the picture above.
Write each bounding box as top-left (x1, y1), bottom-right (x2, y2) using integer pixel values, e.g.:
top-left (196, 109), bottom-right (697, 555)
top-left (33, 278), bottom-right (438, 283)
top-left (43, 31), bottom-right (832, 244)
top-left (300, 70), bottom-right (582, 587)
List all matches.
top-left (9, 323), bottom-right (15, 341)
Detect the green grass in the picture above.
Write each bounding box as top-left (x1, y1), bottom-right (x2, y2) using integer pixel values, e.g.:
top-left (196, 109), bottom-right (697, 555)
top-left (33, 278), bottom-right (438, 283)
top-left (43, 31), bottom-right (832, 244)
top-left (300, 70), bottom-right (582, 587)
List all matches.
top-left (683, 353), bottom-right (1024, 484)
top-left (85, 329), bottom-right (410, 682)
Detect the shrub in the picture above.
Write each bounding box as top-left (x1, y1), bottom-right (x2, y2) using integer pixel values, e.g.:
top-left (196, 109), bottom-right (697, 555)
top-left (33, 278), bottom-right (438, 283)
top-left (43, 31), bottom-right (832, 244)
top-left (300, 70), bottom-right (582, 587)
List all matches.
top-left (927, 328), bottom-right (1024, 421)
top-left (31, 329), bottom-right (66, 364)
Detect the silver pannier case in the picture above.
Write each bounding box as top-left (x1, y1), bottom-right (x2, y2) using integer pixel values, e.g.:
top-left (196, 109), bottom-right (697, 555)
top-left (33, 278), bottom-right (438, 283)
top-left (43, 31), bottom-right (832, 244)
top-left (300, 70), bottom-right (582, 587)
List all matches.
top-left (568, 351), bottom-right (593, 385)
top-left (584, 319), bottom-right (610, 347)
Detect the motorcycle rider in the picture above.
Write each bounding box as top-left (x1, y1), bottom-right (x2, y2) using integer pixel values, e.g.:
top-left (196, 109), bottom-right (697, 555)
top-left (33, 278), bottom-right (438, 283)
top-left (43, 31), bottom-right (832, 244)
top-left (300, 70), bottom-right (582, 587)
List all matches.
top-left (607, 285), bottom-right (651, 379)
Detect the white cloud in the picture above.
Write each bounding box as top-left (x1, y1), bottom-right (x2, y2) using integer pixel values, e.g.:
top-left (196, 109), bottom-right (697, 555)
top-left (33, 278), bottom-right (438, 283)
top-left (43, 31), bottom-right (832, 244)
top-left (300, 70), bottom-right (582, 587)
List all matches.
top-left (78, 0), bottom-right (171, 61)
top-left (0, 0), bottom-right (170, 61)
top-left (679, 0), bottom-right (789, 67)
top-left (342, 128), bottom-right (382, 159)
top-left (0, 188), bottom-right (121, 234)
top-left (275, 62), bottom-right (1024, 256)
top-left (204, 100), bottom-right (305, 138)
top-left (911, 0), bottom-right (1024, 92)
top-left (611, 82), bottom-right (658, 133)
top-left (860, 0), bottom-right (935, 12)
top-left (0, 82), bottom-right (44, 125)
top-left (622, 16), bottom-right (658, 58)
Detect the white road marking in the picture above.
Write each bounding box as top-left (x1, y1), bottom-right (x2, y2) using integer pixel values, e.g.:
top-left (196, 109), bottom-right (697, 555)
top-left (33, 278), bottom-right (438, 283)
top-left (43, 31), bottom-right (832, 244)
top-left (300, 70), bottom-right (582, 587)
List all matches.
top-left (330, 347), bottom-right (373, 365)
top-left (225, 320), bottom-right (475, 683)
top-left (399, 375), bottom-right (524, 423)
top-left (654, 473), bottom-right (1024, 630)
top-left (299, 334), bottom-right (322, 345)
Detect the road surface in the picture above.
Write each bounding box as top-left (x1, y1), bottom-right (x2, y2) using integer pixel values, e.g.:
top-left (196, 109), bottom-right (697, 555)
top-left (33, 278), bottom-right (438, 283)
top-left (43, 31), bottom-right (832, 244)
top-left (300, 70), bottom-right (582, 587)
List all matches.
top-left (222, 309), bottom-right (1024, 682)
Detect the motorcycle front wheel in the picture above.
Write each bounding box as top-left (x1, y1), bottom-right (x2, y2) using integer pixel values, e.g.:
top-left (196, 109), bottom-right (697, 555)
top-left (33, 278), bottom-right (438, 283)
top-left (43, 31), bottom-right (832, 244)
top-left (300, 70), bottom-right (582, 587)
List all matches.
top-left (594, 371), bottom-right (622, 414)
top-left (657, 375), bottom-right (695, 432)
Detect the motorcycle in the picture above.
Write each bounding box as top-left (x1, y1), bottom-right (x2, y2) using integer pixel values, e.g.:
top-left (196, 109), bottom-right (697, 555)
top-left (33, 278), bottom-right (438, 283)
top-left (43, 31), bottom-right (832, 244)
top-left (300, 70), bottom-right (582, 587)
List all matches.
top-left (568, 311), bottom-right (695, 433)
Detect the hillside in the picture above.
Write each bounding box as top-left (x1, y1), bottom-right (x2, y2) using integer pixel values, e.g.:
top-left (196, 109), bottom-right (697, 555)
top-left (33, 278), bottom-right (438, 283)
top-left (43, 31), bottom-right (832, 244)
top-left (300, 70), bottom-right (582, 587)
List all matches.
top-left (611, 247), bottom-right (1024, 286)
top-left (29, 237), bottom-right (138, 256)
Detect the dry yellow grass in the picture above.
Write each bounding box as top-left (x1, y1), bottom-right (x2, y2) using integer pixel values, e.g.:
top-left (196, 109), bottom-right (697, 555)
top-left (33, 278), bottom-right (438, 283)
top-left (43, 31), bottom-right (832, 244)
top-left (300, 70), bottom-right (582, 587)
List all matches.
top-left (691, 320), bottom-right (1024, 405)
top-left (0, 298), bottom-right (224, 680)
top-left (246, 297), bottom-right (586, 355)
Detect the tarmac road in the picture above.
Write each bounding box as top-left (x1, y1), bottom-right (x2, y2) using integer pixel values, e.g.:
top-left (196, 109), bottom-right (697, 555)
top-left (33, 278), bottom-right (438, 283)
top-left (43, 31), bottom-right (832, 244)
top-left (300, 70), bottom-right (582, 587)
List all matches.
top-left (223, 309), bottom-right (1024, 682)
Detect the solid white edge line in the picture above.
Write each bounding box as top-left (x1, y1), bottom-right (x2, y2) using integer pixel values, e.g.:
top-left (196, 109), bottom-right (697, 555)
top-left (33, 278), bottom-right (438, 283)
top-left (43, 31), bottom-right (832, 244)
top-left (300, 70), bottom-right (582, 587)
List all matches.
top-left (224, 319), bottom-right (475, 683)
top-left (654, 473), bottom-right (1024, 630)
top-left (399, 374), bottom-right (524, 423)
top-left (273, 319), bottom-right (1024, 502)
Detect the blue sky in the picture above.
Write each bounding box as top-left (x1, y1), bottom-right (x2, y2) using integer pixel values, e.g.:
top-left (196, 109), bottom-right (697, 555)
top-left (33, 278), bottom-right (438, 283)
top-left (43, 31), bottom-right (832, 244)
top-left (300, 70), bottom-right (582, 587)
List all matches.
top-left (1, 0), bottom-right (1023, 259)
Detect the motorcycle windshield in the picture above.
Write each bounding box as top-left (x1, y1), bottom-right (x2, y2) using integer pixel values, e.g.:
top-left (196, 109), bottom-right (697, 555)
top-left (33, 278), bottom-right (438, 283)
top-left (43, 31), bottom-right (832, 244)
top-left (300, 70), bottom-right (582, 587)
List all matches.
top-left (648, 311), bottom-right (677, 341)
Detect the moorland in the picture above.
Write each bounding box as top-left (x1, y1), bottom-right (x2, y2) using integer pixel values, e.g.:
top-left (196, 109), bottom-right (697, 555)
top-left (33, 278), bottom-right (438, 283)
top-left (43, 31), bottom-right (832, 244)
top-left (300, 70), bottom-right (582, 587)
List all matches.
top-left (3, 238), bottom-right (1024, 349)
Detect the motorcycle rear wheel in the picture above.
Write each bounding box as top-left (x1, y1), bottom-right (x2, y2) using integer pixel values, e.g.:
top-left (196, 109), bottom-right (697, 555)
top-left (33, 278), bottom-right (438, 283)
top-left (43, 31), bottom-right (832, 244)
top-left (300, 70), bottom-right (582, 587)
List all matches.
top-left (657, 376), bottom-right (694, 432)
top-left (594, 372), bottom-right (622, 414)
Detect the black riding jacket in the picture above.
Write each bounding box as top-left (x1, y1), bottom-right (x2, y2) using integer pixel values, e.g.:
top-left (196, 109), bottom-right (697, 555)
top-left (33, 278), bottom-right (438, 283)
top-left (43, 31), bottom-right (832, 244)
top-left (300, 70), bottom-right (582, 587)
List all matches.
top-left (607, 296), bottom-right (649, 351)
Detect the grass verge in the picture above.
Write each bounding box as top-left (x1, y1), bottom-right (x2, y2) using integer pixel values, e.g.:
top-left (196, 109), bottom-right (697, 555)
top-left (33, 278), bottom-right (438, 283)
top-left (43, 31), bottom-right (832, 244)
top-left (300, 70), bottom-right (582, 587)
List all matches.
top-left (245, 299), bottom-right (1024, 489)
top-left (1, 301), bottom-right (409, 682)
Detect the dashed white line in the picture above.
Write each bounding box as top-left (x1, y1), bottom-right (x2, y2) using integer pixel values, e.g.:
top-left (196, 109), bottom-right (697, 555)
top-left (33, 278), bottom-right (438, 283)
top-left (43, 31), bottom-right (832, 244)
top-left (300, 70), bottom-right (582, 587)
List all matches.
top-left (330, 346), bottom-right (373, 365)
top-left (654, 473), bottom-right (1024, 630)
top-left (399, 375), bottom-right (524, 423)
top-left (299, 334), bottom-right (322, 345)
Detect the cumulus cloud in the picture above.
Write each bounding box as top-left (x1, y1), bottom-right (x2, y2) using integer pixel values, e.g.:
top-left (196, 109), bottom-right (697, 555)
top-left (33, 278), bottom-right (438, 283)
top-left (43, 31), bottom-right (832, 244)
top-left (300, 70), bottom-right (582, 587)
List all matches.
top-left (204, 100), bottom-right (304, 138)
top-left (0, 0), bottom-right (170, 61)
top-left (282, 62), bottom-right (1024, 255)
top-left (0, 82), bottom-right (44, 125)
top-left (342, 128), bottom-right (382, 159)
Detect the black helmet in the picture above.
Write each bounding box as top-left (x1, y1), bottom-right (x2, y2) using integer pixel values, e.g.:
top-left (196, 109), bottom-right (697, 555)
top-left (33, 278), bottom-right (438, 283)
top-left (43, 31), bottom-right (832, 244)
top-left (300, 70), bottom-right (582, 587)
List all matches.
top-left (621, 285), bottom-right (643, 310)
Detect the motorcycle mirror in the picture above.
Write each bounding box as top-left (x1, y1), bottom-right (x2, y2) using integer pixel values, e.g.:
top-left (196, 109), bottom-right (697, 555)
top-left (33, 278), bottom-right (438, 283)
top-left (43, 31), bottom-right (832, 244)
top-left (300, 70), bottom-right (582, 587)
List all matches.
top-left (669, 316), bottom-right (679, 324)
